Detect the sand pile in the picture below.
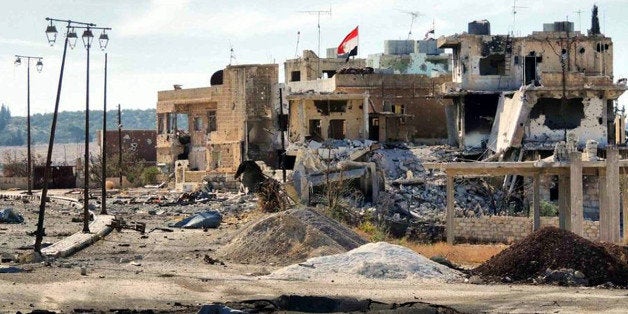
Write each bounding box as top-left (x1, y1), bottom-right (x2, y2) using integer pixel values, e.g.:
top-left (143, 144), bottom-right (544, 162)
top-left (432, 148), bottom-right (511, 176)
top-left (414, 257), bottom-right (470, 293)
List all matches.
top-left (219, 208), bottom-right (366, 265)
top-left (268, 242), bottom-right (462, 282)
top-left (474, 227), bottom-right (628, 286)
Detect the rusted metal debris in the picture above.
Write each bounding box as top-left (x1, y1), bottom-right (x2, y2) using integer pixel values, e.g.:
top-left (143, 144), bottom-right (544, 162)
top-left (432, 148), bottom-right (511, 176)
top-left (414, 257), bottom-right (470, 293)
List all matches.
top-left (108, 218), bottom-right (146, 234)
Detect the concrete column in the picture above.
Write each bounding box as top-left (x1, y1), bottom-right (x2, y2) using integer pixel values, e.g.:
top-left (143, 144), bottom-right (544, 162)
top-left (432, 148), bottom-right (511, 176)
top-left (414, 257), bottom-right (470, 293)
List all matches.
top-left (558, 175), bottom-right (570, 229)
top-left (444, 103), bottom-right (458, 147)
top-left (622, 178), bottom-right (628, 243)
top-left (446, 174), bottom-right (455, 245)
top-left (599, 169), bottom-right (609, 241)
top-left (363, 93), bottom-right (369, 140)
top-left (606, 147), bottom-right (620, 243)
top-left (532, 173), bottom-right (541, 231)
top-left (569, 152), bottom-right (584, 236)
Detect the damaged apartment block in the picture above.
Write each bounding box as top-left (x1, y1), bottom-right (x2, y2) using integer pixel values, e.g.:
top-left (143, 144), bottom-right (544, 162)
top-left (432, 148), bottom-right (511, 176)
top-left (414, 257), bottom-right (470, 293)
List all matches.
top-left (156, 64), bottom-right (279, 190)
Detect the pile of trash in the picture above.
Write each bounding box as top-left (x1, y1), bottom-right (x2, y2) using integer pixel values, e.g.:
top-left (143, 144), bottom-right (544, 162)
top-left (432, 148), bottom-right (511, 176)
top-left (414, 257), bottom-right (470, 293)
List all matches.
top-left (268, 242), bottom-right (462, 282)
top-left (219, 208), bottom-right (366, 266)
top-left (474, 227), bottom-right (628, 286)
top-left (0, 208), bottom-right (23, 224)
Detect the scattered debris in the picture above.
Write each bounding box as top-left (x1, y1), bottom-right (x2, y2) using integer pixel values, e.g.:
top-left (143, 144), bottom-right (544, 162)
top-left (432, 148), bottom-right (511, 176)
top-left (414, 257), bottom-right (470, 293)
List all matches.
top-left (268, 242), bottom-right (462, 281)
top-left (108, 218), bottom-right (146, 234)
top-left (257, 177), bottom-right (290, 213)
top-left (0, 266), bottom-right (28, 273)
top-left (169, 210), bottom-right (222, 229)
top-left (203, 255), bottom-right (225, 266)
top-left (474, 227), bottom-right (628, 286)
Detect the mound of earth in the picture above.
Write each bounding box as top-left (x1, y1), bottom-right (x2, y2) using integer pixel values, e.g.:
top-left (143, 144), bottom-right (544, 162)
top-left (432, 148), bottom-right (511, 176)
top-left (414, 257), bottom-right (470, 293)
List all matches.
top-left (474, 227), bottom-right (628, 286)
top-left (268, 242), bottom-right (462, 282)
top-left (219, 208), bottom-right (366, 265)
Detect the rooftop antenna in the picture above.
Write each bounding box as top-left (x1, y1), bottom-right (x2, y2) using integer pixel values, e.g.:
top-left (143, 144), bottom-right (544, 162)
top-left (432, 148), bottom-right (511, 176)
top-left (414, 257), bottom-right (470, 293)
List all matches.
top-left (298, 5), bottom-right (332, 77)
top-left (398, 10), bottom-right (423, 40)
top-left (511, 0), bottom-right (527, 36)
top-left (229, 41), bottom-right (236, 65)
top-left (295, 31), bottom-right (301, 58)
top-left (574, 9), bottom-right (583, 32)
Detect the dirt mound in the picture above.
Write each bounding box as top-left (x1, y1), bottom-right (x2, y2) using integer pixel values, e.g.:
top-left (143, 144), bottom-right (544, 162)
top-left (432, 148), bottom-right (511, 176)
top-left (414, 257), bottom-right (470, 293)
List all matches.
top-left (219, 208), bottom-right (366, 266)
top-left (474, 227), bottom-right (628, 286)
top-left (268, 242), bottom-right (462, 282)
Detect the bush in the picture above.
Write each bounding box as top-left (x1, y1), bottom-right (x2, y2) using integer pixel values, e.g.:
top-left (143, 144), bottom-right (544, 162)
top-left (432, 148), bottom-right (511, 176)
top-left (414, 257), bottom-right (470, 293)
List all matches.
top-left (540, 200), bottom-right (558, 216)
top-left (141, 166), bottom-right (161, 185)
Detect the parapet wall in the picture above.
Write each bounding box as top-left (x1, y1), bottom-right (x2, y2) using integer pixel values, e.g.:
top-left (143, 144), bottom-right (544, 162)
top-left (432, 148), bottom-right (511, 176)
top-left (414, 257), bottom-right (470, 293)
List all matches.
top-left (454, 216), bottom-right (599, 243)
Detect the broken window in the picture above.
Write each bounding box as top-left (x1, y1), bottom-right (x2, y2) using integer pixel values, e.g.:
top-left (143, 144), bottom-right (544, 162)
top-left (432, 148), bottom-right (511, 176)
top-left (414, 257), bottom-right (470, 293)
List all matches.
top-left (207, 111), bottom-right (217, 133)
top-left (524, 56), bottom-right (541, 85)
top-left (314, 100), bottom-right (347, 115)
top-left (322, 70), bottom-right (336, 78)
top-left (291, 71), bottom-right (301, 82)
top-left (193, 117), bottom-right (203, 131)
top-left (464, 94), bottom-right (500, 148)
top-left (392, 104), bottom-right (406, 124)
top-left (309, 119), bottom-right (322, 141)
top-left (329, 119), bottom-right (346, 139)
top-left (529, 98), bottom-right (585, 130)
top-left (479, 54), bottom-right (506, 75)
top-left (157, 114), bottom-right (166, 134)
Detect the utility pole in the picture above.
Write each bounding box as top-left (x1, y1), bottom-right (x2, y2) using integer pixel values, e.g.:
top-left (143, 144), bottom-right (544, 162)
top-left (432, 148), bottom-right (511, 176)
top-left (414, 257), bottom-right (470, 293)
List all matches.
top-left (298, 6), bottom-right (331, 78)
top-left (118, 104), bottom-right (122, 187)
top-left (279, 87), bottom-right (286, 183)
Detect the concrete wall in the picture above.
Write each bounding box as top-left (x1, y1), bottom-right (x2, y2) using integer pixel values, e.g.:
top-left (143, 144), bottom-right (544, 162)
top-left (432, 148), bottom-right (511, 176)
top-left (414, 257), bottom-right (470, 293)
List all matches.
top-left (288, 98), bottom-right (365, 142)
top-left (454, 216), bottom-right (599, 243)
top-left (0, 176), bottom-right (28, 189)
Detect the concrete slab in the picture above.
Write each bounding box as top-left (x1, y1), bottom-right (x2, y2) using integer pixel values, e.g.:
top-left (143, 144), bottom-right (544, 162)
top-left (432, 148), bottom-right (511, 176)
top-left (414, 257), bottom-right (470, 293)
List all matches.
top-left (41, 214), bottom-right (114, 258)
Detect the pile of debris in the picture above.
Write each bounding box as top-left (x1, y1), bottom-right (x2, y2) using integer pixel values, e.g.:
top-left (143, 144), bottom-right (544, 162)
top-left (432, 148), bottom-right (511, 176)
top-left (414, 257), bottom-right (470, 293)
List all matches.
top-left (473, 227), bottom-right (628, 286)
top-left (268, 242), bottom-right (462, 282)
top-left (219, 208), bottom-right (366, 266)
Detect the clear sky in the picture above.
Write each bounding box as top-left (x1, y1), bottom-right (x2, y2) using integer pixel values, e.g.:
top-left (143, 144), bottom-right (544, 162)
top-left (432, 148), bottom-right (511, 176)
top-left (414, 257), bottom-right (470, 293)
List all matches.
top-left (1, 0), bottom-right (627, 116)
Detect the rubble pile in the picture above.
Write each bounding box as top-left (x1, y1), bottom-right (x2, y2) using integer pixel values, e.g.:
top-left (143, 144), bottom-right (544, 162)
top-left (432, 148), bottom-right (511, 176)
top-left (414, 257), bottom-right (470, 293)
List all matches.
top-left (219, 208), bottom-right (366, 266)
top-left (370, 145), bottom-right (506, 239)
top-left (268, 242), bottom-right (462, 282)
top-left (474, 227), bottom-right (628, 286)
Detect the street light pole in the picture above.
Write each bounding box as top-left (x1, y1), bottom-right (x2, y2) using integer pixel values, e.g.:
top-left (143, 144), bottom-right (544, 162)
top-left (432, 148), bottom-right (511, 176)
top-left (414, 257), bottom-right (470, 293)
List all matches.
top-left (82, 27), bottom-right (92, 233)
top-left (14, 55), bottom-right (43, 195)
top-left (101, 52), bottom-right (107, 215)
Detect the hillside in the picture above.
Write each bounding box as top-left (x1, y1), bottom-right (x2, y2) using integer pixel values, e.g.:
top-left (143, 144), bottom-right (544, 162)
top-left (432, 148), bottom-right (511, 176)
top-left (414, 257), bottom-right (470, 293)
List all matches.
top-left (0, 106), bottom-right (157, 145)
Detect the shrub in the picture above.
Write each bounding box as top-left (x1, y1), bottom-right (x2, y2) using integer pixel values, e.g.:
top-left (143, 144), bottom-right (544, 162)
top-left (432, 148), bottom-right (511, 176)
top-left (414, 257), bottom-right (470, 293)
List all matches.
top-left (141, 166), bottom-right (161, 185)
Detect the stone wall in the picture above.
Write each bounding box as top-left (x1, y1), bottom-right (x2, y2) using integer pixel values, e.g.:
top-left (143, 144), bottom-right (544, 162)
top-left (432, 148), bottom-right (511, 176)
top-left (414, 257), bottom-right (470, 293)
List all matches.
top-left (454, 216), bottom-right (599, 243)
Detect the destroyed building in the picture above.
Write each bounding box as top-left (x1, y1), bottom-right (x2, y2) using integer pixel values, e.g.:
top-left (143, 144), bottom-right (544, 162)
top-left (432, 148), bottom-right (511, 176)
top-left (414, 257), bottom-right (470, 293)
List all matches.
top-left (285, 50), bottom-right (366, 82)
top-left (367, 39), bottom-right (450, 76)
top-left (437, 19), bottom-right (626, 155)
top-left (156, 64), bottom-right (279, 182)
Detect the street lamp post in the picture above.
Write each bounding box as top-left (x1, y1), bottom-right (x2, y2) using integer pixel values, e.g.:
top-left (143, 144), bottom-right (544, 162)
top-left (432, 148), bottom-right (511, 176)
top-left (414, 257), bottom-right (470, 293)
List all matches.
top-left (34, 18), bottom-right (109, 253)
top-left (13, 55), bottom-right (43, 195)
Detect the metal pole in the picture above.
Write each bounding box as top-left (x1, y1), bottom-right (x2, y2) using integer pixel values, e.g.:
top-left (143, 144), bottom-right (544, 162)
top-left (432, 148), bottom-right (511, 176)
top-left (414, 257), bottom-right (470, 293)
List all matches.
top-left (101, 53), bottom-right (107, 215)
top-left (26, 58), bottom-right (32, 195)
top-left (83, 39), bottom-right (91, 233)
top-left (34, 26), bottom-right (70, 253)
top-left (118, 104), bottom-right (122, 187)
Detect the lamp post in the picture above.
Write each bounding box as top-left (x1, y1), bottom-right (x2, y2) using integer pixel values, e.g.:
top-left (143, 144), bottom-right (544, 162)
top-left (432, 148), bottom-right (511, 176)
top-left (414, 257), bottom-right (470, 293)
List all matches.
top-left (71, 24), bottom-right (110, 233)
top-left (13, 55), bottom-right (43, 195)
top-left (34, 18), bottom-right (108, 253)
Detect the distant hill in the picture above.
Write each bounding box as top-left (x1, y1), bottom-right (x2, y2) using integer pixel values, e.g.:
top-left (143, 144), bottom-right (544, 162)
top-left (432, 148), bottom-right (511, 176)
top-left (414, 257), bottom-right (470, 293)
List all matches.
top-left (0, 105), bottom-right (157, 145)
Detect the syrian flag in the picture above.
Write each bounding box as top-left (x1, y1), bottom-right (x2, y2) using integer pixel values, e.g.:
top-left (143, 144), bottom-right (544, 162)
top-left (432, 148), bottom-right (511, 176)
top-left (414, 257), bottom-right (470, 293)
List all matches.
top-left (337, 26), bottom-right (358, 62)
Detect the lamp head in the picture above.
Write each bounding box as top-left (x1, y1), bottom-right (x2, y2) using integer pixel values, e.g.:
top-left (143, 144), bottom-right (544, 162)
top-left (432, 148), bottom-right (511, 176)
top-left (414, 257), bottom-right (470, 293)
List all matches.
top-left (45, 20), bottom-right (58, 46)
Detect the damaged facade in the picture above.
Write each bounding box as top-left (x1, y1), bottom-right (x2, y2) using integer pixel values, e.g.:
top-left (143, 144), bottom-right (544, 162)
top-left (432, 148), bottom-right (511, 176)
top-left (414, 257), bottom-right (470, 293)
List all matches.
top-left (437, 20), bottom-right (626, 155)
top-left (156, 64), bottom-right (279, 178)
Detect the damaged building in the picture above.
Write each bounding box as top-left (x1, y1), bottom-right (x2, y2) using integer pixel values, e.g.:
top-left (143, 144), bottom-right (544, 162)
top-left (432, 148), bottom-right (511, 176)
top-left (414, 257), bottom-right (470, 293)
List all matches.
top-left (437, 19), bottom-right (626, 156)
top-left (156, 64), bottom-right (279, 186)
top-left (367, 39), bottom-right (450, 76)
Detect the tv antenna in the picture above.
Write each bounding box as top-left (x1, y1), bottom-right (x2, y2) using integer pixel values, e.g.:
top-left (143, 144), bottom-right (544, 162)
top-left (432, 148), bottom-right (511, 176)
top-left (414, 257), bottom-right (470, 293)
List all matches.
top-left (511, 0), bottom-right (527, 36)
top-left (229, 42), bottom-right (236, 65)
top-left (398, 10), bottom-right (423, 40)
top-left (574, 9), bottom-right (583, 32)
top-left (298, 6), bottom-right (332, 77)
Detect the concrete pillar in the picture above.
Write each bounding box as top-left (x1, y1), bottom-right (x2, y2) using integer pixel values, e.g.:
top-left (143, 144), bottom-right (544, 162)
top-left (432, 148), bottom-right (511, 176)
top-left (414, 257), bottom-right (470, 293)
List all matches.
top-left (532, 173), bottom-right (541, 231)
top-left (363, 93), bottom-right (369, 140)
top-left (444, 103), bottom-right (458, 147)
top-left (599, 169), bottom-right (609, 241)
top-left (558, 175), bottom-right (570, 229)
top-left (446, 174), bottom-right (455, 245)
top-left (622, 179), bottom-right (628, 243)
top-left (569, 152), bottom-right (584, 236)
top-left (606, 147), bottom-right (620, 243)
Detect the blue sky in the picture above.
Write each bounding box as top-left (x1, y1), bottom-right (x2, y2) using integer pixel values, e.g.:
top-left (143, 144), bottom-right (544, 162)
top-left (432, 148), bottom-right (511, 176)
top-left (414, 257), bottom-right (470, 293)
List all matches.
top-left (1, 0), bottom-right (627, 116)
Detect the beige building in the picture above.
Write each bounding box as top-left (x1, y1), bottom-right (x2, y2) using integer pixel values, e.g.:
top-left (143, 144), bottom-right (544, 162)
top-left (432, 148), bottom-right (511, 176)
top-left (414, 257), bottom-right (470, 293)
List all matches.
top-left (156, 64), bottom-right (279, 175)
top-left (437, 20), bottom-right (626, 154)
top-left (285, 50), bottom-right (366, 82)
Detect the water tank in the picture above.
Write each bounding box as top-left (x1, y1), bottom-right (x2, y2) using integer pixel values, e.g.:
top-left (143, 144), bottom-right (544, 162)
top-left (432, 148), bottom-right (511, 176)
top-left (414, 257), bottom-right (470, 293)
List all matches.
top-left (468, 20), bottom-right (490, 35)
